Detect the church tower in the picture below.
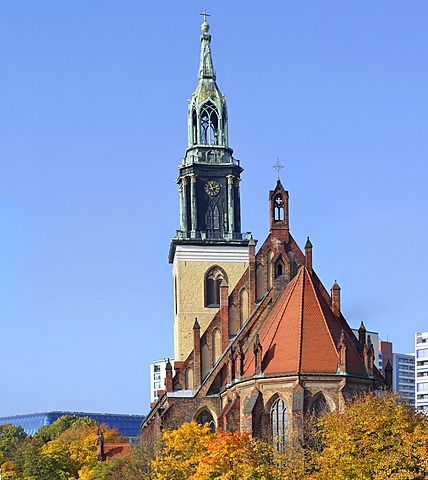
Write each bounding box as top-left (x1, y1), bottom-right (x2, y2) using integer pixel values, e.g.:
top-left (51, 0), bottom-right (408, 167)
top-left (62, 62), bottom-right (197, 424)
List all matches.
top-left (169, 14), bottom-right (253, 362)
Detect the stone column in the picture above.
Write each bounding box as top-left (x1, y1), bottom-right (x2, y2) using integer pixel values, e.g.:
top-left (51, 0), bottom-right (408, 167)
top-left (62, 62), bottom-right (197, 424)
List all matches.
top-left (227, 175), bottom-right (235, 236)
top-left (190, 174), bottom-right (198, 233)
top-left (182, 176), bottom-right (189, 233)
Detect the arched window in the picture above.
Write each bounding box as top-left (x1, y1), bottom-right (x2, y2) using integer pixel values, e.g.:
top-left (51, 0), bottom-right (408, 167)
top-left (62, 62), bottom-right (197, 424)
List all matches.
top-left (212, 328), bottom-right (221, 363)
top-left (309, 393), bottom-right (331, 417)
top-left (229, 304), bottom-right (238, 336)
top-left (271, 398), bottom-right (288, 453)
top-left (201, 343), bottom-right (210, 379)
top-left (256, 264), bottom-right (265, 301)
top-left (240, 288), bottom-right (249, 325)
top-left (200, 101), bottom-right (218, 145)
top-left (273, 195), bottom-right (285, 221)
top-left (185, 367), bottom-right (194, 389)
top-left (192, 108), bottom-right (197, 145)
top-left (275, 260), bottom-right (284, 278)
top-left (205, 267), bottom-right (227, 307)
top-left (196, 409), bottom-right (215, 432)
top-left (267, 250), bottom-right (274, 289)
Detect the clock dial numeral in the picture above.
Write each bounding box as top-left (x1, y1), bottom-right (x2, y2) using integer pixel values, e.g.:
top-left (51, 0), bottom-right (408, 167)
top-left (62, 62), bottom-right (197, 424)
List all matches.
top-left (205, 181), bottom-right (220, 197)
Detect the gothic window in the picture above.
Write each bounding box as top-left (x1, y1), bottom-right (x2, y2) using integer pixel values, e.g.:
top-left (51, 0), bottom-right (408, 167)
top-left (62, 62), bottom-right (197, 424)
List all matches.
top-left (196, 409), bottom-right (215, 432)
top-left (213, 328), bottom-right (221, 363)
top-left (192, 108), bottom-right (197, 145)
top-left (213, 205), bottom-right (220, 230)
top-left (205, 266), bottom-right (227, 307)
top-left (273, 195), bottom-right (284, 221)
top-left (200, 101), bottom-right (219, 145)
top-left (271, 398), bottom-right (288, 453)
top-left (206, 204), bottom-right (221, 236)
top-left (185, 367), bottom-right (194, 389)
top-left (275, 259), bottom-right (284, 278)
top-left (240, 288), bottom-right (249, 325)
top-left (201, 344), bottom-right (210, 379)
top-left (229, 304), bottom-right (238, 337)
top-left (311, 395), bottom-right (328, 416)
top-left (267, 250), bottom-right (274, 289)
top-left (256, 264), bottom-right (265, 301)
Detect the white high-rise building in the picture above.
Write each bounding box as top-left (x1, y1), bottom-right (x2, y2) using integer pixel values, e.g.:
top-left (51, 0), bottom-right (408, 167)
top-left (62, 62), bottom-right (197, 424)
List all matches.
top-left (415, 332), bottom-right (428, 414)
top-left (392, 352), bottom-right (415, 408)
top-left (150, 358), bottom-right (174, 405)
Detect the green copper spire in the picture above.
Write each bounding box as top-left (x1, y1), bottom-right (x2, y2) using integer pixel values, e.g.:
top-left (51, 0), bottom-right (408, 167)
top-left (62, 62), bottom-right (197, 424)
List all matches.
top-left (168, 12), bottom-right (253, 260)
top-left (198, 17), bottom-right (216, 81)
top-left (187, 14), bottom-right (228, 149)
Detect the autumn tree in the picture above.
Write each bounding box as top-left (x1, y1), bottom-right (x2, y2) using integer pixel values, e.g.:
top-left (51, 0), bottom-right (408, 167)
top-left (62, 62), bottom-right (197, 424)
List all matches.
top-left (151, 421), bottom-right (212, 479)
top-left (41, 422), bottom-right (126, 479)
top-left (309, 392), bottom-right (428, 480)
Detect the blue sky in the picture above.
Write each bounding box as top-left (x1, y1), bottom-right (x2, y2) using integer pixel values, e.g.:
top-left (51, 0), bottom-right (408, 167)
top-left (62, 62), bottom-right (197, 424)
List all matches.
top-left (1, 1), bottom-right (427, 416)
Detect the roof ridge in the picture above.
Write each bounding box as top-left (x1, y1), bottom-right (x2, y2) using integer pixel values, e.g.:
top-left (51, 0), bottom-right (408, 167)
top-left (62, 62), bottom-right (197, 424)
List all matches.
top-left (304, 266), bottom-right (339, 356)
top-left (259, 268), bottom-right (304, 357)
top-left (297, 267), bottom-right (305, 372)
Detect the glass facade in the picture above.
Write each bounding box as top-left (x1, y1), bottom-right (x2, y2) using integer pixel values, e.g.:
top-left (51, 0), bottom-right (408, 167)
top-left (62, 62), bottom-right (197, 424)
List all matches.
top-left (0, 412), bottom-right (144, 438)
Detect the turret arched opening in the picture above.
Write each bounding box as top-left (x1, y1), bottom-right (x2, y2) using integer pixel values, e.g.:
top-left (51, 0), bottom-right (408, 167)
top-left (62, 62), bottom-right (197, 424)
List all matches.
top-left (200, 100), bottom-right (219, 145)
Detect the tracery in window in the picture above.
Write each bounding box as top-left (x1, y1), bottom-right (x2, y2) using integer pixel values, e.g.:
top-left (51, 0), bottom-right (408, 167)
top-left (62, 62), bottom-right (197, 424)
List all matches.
top-left (271, 398), bottom-right (288, 453)
top-left (205, 267), bottom-right (227, 307)
top-left (196, 409), bottom-right (216, 432)
top-left (273, 195), bottom-right (284, 221)
top-left (200, 101), bottom-right (219, 145)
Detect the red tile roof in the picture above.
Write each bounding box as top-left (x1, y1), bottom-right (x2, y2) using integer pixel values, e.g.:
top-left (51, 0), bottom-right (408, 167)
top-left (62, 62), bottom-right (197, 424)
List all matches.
top-left (243, 266), bottom-right (368, 378)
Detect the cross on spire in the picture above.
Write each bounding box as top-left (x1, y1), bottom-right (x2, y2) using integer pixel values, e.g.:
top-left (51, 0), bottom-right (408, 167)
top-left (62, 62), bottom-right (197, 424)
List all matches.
top-left (200, 9), bottom-right (210, 22)
top-left (273, 159), bottom-right (284, 180)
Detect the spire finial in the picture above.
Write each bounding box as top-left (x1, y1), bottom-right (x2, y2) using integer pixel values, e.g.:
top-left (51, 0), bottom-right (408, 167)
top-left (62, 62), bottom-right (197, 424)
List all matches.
top-left (273, 158), bottom-right (284, 180)
top-left (200, 9), bottom-right (210, 32)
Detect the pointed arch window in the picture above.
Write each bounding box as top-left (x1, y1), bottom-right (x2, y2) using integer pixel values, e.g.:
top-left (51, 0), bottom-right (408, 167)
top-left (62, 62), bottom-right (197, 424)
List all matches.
top-left (310, 393), bottom-right (331, 417)
top-left (273, 195), bottom-right (285, 221)
top-left (192, 108), bottom-right (197, 145)
top-left (196, 409), bottom-right (215, 432)
top-left (205, 267), bottom-right (227, 307)
top-left (271, 398), bottom-right (288, 453)
top-left (275, 259), bottom-right (284, 278)
top-left (200, 101), bottom-right (219, 145)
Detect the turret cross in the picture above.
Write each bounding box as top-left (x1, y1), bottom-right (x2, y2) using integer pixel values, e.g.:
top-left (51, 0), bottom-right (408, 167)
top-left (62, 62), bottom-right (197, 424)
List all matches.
top-left (273, 158), bottom-right (284, 180)
top-left (200, 9), bottom-right (210, 22)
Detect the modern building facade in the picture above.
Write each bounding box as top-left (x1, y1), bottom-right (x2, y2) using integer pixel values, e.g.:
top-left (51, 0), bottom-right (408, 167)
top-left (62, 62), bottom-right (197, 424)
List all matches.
top-left (150, 358), bottom-right (174, 405)
top-left (0, 411), bottom-right (144, 439)
top-left (392, 352), bottom-right (415, 408)
top-left (415, 331), bottom-right (428, 413)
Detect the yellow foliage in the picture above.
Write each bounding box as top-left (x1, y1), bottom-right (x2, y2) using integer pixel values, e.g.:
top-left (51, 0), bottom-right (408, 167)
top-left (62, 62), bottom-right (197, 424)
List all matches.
top-left (41, 423), bottom-right (125, 479)
top-left (151, 421), bottom-right (212, 479)
top-left (311, 392), bottom-right (428, 480)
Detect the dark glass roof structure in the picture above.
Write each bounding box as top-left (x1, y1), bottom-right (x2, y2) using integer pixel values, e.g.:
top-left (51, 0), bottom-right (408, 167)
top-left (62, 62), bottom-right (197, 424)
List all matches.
top-left (0, 411), bottom-right (144, 437)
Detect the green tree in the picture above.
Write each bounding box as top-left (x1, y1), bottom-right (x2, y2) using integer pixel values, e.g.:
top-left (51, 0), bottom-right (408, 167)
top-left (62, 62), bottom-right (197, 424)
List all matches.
top-left (35, 415), bottom-right (97, 443)
top-left (0, 423), bottom-right (28, 463)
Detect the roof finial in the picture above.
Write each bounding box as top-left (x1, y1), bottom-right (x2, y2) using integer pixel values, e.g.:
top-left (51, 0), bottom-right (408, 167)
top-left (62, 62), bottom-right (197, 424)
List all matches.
top-left (200, 9), bottom-right (210, 33)
top-left (273, 158), bottom-right (284, 180)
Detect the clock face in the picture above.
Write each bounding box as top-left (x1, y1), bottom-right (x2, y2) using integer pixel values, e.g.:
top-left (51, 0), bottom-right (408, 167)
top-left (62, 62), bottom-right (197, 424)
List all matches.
top-left (204, 180), bottom-right (220, 197)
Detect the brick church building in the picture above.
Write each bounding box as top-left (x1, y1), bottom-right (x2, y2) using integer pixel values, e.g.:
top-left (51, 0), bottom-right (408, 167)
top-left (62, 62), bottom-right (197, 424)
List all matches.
top-left (141, 15), bottom-right (388, 448)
